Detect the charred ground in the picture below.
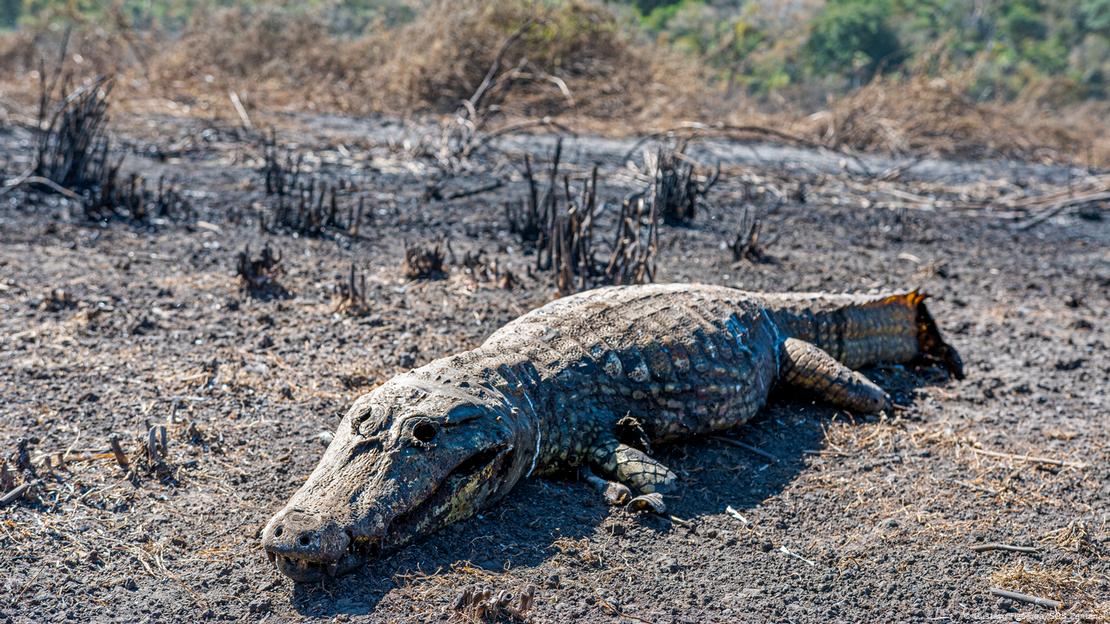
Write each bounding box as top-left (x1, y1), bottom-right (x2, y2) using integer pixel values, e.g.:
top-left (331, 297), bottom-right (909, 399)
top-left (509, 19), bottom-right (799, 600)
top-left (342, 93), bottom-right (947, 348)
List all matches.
top-left (0, 110), bottom-right (1107, 623)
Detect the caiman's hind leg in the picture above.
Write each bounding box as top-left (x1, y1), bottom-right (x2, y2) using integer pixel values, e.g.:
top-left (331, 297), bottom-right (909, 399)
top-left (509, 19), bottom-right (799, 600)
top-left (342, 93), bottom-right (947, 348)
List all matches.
top-left (583, 437), bottom-right (676, 513)
top-left (779, 338), bottom-right (892, 414)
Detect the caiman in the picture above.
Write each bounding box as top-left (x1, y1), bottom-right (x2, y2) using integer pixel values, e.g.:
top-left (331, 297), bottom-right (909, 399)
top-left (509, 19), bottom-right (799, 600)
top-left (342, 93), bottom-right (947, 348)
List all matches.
top-left (262, 284), bottom-right (963, 582)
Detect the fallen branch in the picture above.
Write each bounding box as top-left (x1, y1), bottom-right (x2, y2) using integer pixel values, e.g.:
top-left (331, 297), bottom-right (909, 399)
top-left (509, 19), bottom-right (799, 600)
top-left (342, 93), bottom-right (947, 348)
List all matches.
top-left (989, 587), bottom-right (1063, 609)
top-left (228, 90), bottom-right (253, 130)
top-left (466, 117), bottom-right (574, 157)
top-left (713, 436), bottom-right (779, 463)
top-left (725, 505), bottom-right (751, 526)
top-left (0, 479), bottom-right (41, 507)
top-left (970, 543), bottom-right (1039, 554)
top-left (0, 172), bottom-right (82, 200)
top-left (779, 545), bottom-right (817, 567)
top-left (464, 19), bottom-right (535, 115)
top-left (1012, 190), bottom-right (1110, 231)
top-left (437, 180), bottom-right (504, 201)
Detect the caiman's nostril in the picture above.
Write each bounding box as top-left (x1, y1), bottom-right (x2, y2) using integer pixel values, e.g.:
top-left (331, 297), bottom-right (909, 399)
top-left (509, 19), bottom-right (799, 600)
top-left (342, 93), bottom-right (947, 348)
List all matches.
top-left (273, 526), bottom-right (283, 538)
top-left (298, 534), bottom-right (312, 546)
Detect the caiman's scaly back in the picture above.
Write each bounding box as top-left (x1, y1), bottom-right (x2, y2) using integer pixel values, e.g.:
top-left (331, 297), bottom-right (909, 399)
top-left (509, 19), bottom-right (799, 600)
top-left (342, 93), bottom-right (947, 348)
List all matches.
top-left (262, 284), bottom-right (963, 582)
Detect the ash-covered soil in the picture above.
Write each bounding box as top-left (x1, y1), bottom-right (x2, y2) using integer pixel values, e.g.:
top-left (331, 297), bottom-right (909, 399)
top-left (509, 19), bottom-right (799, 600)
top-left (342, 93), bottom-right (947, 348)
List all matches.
top-left (0, 114), bottom-right (1107, 623)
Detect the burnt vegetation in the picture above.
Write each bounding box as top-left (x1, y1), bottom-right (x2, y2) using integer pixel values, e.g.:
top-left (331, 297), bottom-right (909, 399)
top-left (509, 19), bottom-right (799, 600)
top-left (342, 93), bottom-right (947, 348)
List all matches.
top-left (648, 142), bottom-right (720, 226)
top-left (506, 139), bottom-right (659, 295)
top-left (460, 249), bottom-right (517, 290)
top-left (0, 3), bottom-right (1107, 621)
top-left (333, 263), bottom-right (371, 317)
top-left (258, 133), bottom-right (366, 238)
top-left (402, 240), bottom-right (449, 281)
top-left (452, 584), bottom-right (535, 623)
top-left (31, 73), bottom-right (113, 199)
top-left (24, 45), bottom-right (193, 224)
top-left (731, 205), bottom-right (768, 263)
top-left (236, 243), bottom-right (288, 299)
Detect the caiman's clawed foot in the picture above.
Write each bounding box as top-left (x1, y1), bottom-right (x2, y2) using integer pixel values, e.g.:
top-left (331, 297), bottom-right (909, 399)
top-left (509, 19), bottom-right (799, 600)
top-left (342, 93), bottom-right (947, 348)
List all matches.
top-left (585, 437), bottom-right (677, 515)
top-left (626, 492), bottom-right (666, 514)
top-left (779, 338), bottom-right (893, 414)
top-left (580, 466), bottom-right (632, 505)
top-left (580, 467), bottom-right (668, 514)
top-left (590, 437), bottom-right (677, 495)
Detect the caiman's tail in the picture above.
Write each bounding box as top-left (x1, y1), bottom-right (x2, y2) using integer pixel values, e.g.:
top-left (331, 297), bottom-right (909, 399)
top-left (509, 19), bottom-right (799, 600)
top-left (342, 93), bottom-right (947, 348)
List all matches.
top-left (760, 290), bottom-right (964, 379)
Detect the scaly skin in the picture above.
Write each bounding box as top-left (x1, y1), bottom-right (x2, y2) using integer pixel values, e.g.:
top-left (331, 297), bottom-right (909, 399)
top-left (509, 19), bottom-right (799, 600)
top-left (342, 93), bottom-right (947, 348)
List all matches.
top-left (262, 284), bottom-right (963, 582)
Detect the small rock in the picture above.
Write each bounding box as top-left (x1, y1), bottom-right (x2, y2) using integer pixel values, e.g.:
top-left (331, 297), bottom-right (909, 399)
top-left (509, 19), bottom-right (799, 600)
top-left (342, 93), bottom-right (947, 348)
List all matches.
top-left (1054, 358), bottom-right (1084, 371)
top-left (760, 541), bottom-right (774, 552)
top-left (659, 556), bottom-right (680, 573)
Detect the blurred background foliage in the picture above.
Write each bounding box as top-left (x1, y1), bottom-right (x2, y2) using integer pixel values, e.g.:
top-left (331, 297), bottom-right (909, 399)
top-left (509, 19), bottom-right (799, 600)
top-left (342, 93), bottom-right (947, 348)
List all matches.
top-left (630, 0), bottom-right (1107, 103)
top-left (0, 0), bottom-right (1105, 107)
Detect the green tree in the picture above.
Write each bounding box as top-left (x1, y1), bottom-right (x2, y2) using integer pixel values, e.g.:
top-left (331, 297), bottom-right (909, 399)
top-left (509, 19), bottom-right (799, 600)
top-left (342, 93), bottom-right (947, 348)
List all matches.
top-left (803, 0), bottom-right (906, 80)
top-left (0, 0), bottom-right (21, 28)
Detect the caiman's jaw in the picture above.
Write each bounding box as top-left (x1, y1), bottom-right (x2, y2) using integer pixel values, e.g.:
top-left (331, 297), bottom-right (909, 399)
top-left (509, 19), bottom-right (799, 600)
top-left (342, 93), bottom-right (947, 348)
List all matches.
top-left (383, 442), bottom-right (515, 548)
top-left (261, 507), bottom-right (370, 583)
top-left (262, 440), bottom-right (517, 583)
top-left (264, 522), bottom-right (378, 583)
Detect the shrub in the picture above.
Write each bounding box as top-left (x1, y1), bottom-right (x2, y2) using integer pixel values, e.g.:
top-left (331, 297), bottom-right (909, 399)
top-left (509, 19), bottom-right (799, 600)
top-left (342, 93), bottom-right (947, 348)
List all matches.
top-left (803, 0), bottom-right (905, 81)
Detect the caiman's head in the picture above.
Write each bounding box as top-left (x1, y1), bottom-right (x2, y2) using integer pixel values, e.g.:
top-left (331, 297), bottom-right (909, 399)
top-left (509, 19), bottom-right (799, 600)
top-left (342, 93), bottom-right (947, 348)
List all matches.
top-left (262, 364), bottom-right (537, 582)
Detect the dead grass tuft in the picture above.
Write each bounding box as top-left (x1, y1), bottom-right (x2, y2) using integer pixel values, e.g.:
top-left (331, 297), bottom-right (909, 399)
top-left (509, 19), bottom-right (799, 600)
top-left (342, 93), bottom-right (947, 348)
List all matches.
top-left (369, 0), bottom-right (702, 120)
top-left (551, 536), bottom-right (601, 567)
top-left (990, 562), bottom-right (1103, 610)
top-left (801, 75), bottom-right (1107, 165)
top-left (1043, 521), bottom-right (1105, 558)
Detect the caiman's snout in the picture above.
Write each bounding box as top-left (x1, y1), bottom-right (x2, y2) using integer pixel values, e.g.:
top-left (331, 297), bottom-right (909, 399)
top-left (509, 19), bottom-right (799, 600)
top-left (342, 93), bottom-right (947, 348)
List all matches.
top-left (262, 508), bottom-right (353, 582)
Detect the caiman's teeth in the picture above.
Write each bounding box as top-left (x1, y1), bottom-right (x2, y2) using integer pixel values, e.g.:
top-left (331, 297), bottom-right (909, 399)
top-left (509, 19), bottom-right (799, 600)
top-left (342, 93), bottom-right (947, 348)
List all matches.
top-left (327, 563), bottom-right (339, 577)
top-left (267, 551), bottom-right (275, 564)
top-left (296, 559), bottom-right (308, 570)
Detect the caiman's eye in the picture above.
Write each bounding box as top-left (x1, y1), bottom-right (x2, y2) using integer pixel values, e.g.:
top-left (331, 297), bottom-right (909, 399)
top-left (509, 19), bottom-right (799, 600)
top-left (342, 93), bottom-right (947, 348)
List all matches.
top-left (409, 419), bottom-right (438, 444)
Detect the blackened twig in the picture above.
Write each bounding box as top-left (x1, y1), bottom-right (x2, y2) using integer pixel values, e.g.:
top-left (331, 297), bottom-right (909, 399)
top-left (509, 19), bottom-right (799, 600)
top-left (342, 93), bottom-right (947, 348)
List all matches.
top-left (713, 436), bottom-right (779, 464)
top-left (0, 479), bottom-right (42, 507)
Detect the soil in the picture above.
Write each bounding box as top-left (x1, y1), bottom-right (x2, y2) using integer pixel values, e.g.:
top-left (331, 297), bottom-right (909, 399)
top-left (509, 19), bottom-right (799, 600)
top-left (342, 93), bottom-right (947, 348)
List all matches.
top-left (0, 111), bottom-right (1107, 623)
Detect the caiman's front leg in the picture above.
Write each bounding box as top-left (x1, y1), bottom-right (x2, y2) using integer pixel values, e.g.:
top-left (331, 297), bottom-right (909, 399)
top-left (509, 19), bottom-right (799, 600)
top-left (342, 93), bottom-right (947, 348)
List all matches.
top-left (779, 337), bottom-right (892, 414)
top-left (582, 436), bottom-right (676, 513)
top-left (590, 437), bottom-right (677, 494)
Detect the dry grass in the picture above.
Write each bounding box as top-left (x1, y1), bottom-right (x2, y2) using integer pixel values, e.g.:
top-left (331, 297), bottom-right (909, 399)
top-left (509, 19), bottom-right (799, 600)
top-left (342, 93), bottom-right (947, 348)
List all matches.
top-left (0, 2), bottom-right (1105, 167)
top-left (990, 562), bottom-right (1106, 612)
top-left (799, 74), bottom-right (1109, 165)
top-left (550, 536), bottom-right (602, 568)
top-left (368, 0), bottom-right (702, 120)
top-left (1042, 521), bottom-right (1106, 558)
top-left (0, 0), bottom-right (706, 128)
